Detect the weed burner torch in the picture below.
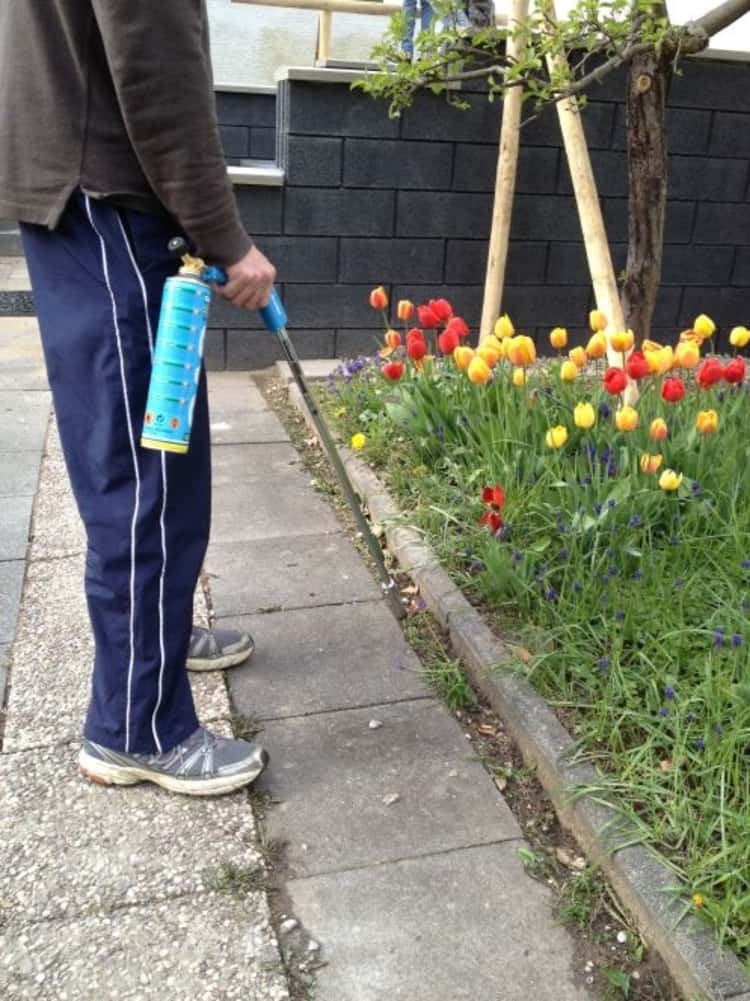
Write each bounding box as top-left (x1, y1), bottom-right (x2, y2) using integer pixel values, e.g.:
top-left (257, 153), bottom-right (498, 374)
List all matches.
top-left (141, 243), bottom-right (405, 620)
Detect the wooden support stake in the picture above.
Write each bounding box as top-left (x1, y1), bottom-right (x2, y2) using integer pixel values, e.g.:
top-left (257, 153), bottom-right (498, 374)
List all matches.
top-left (479, 0), bottom-right (529, 342)
top-left (316, 10), bottom-right (333, 64)
top-left (542, 0), bottom-right (631, 388)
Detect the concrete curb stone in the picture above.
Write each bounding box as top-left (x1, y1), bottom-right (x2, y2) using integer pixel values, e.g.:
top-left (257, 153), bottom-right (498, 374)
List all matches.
top-left (284, 367), bottom-right (750, 1001)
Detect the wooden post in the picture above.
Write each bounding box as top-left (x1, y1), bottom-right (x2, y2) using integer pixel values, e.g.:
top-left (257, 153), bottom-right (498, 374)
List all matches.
top-left (542, 0), bottom-right (632, 391)
top-left (316, 10), bottom-right (333, 64)
top-left (479, 0), bottom-right (529, 342)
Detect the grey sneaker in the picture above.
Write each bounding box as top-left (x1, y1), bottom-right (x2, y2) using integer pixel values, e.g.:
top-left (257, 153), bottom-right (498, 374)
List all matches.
top-left (186, 625), bottom-right (254, 672)
top-left (79, 727), bottom-right (268, 796)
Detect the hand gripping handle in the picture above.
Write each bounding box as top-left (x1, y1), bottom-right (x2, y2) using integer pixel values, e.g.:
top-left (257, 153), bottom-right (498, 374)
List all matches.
top-left (202, 266), bottom-right (288, 334)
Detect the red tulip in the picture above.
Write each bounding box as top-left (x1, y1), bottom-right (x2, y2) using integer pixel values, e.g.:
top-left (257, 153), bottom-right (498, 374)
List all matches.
top-left (723, 356), bottom-right (746, 385)
top-left (382, 361), bottom-right (405, 381)
top-left (696, 357), bottom-right (724, 388)
top-left (444, 316), bottom-right (469, 339)
top-left (407, 336), bottom-right (427, 361)
top-left (438, 328), bottom-right (460, 355)
top-left (369, 286), bottom-right (388, 310)
top-left (479, 510), bottom-right (503, 534)
top-left (626, 351), bottom-right (650, 380)
top-left (429, 298), bottom-right (453, 322)
top-left (481, 484), bottom-right (505, 508)
top-left (417, 304), bottom-right (441, 329)
top-left (603, 367), bottom-right (627, 395)
top-left (661, 376), bottom-right (685, 403)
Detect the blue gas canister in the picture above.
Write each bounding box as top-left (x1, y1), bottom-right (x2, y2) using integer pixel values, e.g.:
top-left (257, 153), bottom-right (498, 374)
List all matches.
top-left (141, 256), bottom-right (213, 454)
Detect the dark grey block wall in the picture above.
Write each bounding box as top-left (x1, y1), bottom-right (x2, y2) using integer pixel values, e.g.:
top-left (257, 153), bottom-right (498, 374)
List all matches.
top-left (207, 57), bottom-right (750, 369)
top-left (216, 91), bottom-right (277, 163)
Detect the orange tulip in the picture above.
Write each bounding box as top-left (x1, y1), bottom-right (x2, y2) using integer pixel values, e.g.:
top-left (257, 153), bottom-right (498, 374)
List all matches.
top-left (369, 286), bottom-right (388, 310)
top-left (397, 299), bottom-right (414, 321)
top-left (507, 335), bottom-right (536, 368)
top-left (477, 344), bottom-right (501, 368)
top-left (615, 406), bottom-right (639, 432)
top-left (467, 356), bottom-right (492, 385)
top-left (696, 409), bottom-right (719, 434)
top-left (675, 339), bottom-right (700, 369)
top-left (589, 309), bottom-right (608, 332)
top-left (453, 346), bottom-right (474, 370)
top-left (649, 418), bottom-right (668, 441)
top-left (549, 327), bottom-right (568, 350)
top-left (640, 453), bottom-right (663, 474)
top-left (568, 346), bottom-right (587, 369)
top-left (610, 329), bottom-right (635, 353)
top-left (586, 332), bottom-right (607, 360)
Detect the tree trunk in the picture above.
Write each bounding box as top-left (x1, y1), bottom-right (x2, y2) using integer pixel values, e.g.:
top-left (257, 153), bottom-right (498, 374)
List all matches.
top-left (621, 45), bottom-right (672, 345)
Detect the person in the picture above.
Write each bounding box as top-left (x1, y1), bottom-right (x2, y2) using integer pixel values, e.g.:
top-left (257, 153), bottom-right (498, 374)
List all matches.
top-left (401, 0), bottom-right (436, 59)
top-left (0, 1), bottom-right (276, 796)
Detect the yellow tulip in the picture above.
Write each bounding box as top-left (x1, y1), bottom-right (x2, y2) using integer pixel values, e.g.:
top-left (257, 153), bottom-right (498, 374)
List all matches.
top-left (675, 339), bottom-right (700, 369)
top-left (693, 314), bottom-right (716, 339)
top-left (560, 360), bottom-right (579, 382)
top-left (453, 345), bottom-right (474, 370)
top-left (477, 344), bottom-right (501, 368)
top-left (730, 325), bottom-right (750, 348)
top-left (545, 425), bottom-right (569, 449)
top-left (512, 367), bottom-right (527, 387)
top-left (467, 356), bottom-right (492, 385)
top-left (615, 406), bottom-right (639, 432)
top-left (586, 332), bottom-right (608, 360)
top-left (696, 409), bottom-right (719, 434)
top-left (351, 433), bottom-right (367, 450)
top-left (507, 335), bottom-right (536, 368)
top-left (644, 344), bottom-right (674, 374)
top-left (640, 453), bottom-right (663, 474)
top-left (484, 334), bottom-right (504, 352)
top-left (573, 402), bottom-right (596, 430)
top-left (494, 314), bottom-right (514, 339)
top-left (589, 309), bottom-right (608, 332)
top-left (649, 418), bottom-right (668, 441)
top-left (569, 346), bottom-right (588, 369)
top-left (659, 469), bottom-right (683, 492)
top-left (610, 329), bottom-right (634, 352)
top-left (549, 327), bottom-right (568, 350)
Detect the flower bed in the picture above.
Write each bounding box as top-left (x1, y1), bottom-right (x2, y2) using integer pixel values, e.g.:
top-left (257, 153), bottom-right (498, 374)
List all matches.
top-left (324, 288), bottom-right (750, 963)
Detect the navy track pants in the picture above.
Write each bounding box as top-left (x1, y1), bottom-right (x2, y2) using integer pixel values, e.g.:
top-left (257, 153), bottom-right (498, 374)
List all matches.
top-left (21, 191), bottom-right (210, 755)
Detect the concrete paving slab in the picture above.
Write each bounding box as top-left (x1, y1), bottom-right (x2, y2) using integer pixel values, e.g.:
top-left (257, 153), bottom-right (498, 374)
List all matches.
top-left (210, 408), bottom-right (289, 445)
top-left (0, 318), bottom-right (48, 391)
top-left (275, 359), bottom-right (339, 384)
top-left (27, 458), bottom-right (86, 560)
top-left (0, 643), bottom-right (8, 706)
top-left (0, 891), bottom-right (289, 1001)
top-left (211, 478), bottom-right (340, 543)
top-left (0, 390), bottom-right (49, 452)
top-left (0, 560), bottom-right (24, 645)
top-left (0, 451), bottom-right (42, 498)
top-left (211, 441), bottom-right (305, 487)
top-left (0, 493), bottom-right (33, 560)
top-left (208, 371), bottom-right (271, 413)
top-left (257, 698), bottom-right (520, 876)
top-left (288, 843), bottom-right (592, 1001)
top-left (227, 602), bottom-right (430, 720)
top-left (0, 743), bottom-right (262, 925)
top-left (206, 533), bottom-right (378, 616)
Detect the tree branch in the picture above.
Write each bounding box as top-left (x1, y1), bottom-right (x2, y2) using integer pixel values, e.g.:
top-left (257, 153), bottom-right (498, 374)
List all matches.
top-left (693, 0), bottom-right (750, 40)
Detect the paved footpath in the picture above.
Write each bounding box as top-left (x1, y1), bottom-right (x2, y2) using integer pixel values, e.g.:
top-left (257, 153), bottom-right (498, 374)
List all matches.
top-left (0, 314), bottom-right (594, 1000)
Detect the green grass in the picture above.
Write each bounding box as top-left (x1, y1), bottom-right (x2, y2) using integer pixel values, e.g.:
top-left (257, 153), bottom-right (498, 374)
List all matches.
top-left (321, 329), bottom-right (750, 964)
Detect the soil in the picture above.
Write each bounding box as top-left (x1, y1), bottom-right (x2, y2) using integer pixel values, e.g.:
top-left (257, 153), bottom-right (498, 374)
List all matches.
top-left (254, 369), bottom-right (685, 1001)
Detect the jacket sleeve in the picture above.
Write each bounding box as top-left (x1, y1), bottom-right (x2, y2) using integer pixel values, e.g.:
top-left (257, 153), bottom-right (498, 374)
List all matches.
top-left (90, 0), bottom-right (252, 266)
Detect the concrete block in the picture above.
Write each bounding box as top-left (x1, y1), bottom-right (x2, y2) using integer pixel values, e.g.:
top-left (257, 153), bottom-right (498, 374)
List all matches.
top-left (669, 155), bottom-right (749, 202)
top-left (286, 136), bottom-right (342, 187)
top-left (446, 240), bottom-right (547, 285)
top-left (287, 844), bottom-right (592, 1001)
top-left (680, 286), bottom-right (750, 333)
top-left (258, 699), bottom-right (520, 876)
top-left (344, 138), bottom-right (452, 190)
top-left (732, 247), bottom-right (750, 285)
top-left (712, 112), bottom-right (750, 158)
top-left (694, 203), bottom-right (750, 245)
top-left (204, 328), bottom-right (226, 371)
top-left (397, 191), bottom-right (493, 238)
top-left (0, 560), bottom-right (24, 644)
top-left (235, 187), bottom-right (283, 234)
top-left (338, 238), bottom-right (444, 284)
top-left (286, 80), bottom-right (399, 138)
top-left (219, 124), bottom-right (250, 159)
top-left (510, 193), bottom-right (581, 241)
top-left (546, 242), bottom-right (625, 285)
top-left (670, 59), bottom-right (750, 113)
top-left (226, 331), bottom-right (286, 369)
top-left (206, 532), bottom-right (378, 617)
top-left (523, 99), bottom-right (614, 149)
top-left (249, 126), bottom-right (276, 160)
top-left (215, 90), bottom-right (276, 127)
top-left (0, 493), bottom-right (33, 560)
top-left (454, 144), bottom-right (559, 193)
top-left (284, 188), bottom-right (395, 237)
top-left (226, 601), bottom-right (430, 719)
top-left (0, 892), bottom-right (288, 1001)
top-left (283, 284), bottom-right (376, 328)
top-left (259, 236), bottom-right (338, 283)
top-left (335, 329), bottom-right (387, 358)
top-left (401, 90), bottom-right (502, 143)
top-left (559, 149), bottom-right (626, 197)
